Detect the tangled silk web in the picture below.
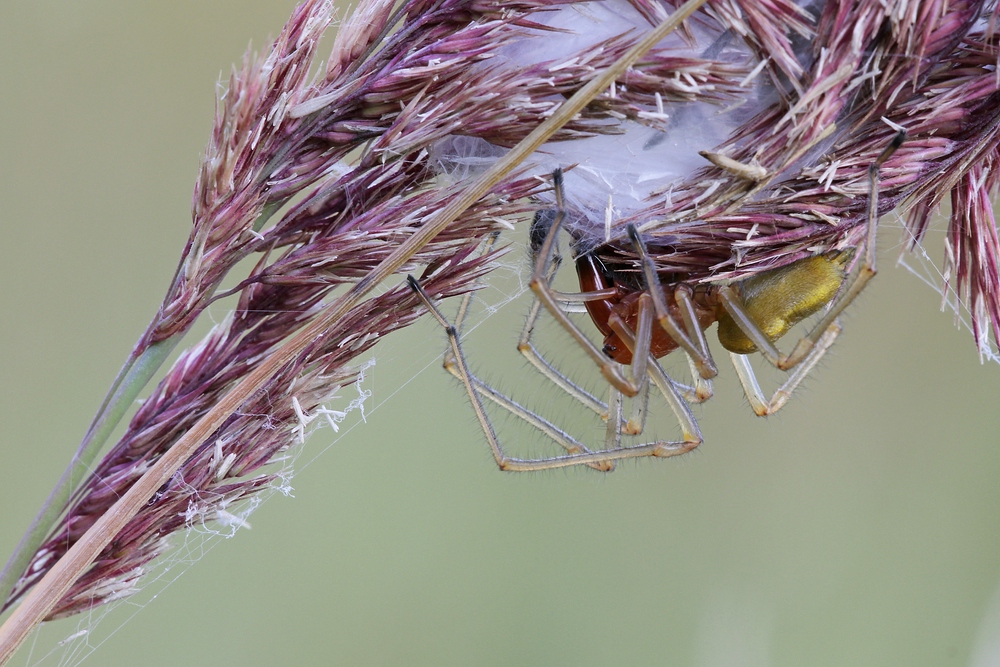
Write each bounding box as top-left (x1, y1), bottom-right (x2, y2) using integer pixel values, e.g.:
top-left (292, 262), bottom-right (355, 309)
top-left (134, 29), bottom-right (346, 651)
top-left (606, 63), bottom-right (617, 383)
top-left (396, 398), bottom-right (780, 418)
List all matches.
top-left (897, 226), bottom-right (1000, 365)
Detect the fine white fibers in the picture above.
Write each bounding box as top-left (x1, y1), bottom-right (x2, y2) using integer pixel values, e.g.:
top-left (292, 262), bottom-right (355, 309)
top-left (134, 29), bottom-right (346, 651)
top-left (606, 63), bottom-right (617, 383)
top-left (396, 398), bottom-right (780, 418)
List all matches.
top-left (433, 0), bottom-right (775, 229)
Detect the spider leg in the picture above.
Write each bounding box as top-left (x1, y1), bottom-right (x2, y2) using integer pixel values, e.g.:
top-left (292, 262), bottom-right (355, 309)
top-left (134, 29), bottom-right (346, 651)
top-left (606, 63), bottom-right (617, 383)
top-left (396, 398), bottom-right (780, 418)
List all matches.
top-left (677, 354), bottom-right (714, 403)
top-left (532, 212), bottom-right (709, 412)
top-left (447, 223), bottom-right (651, 465)
top-left (409, 275), bottom-right (622, 471)
top-left (434, 233), bottom-right (616, 471)
top-left (458, 368), bottom-right (616, 472)
top-left (780, 130), bottom-right (906, 368)
top-left (442, 231), bottom-right (500, 370)
top-left (608, 301), bottom-right (703, 446)
top-left (728, 319), bottom-right (841, 416)
top-left (519, 219), bottom-right (651, 435)
top-left (605, 292), bottom-right (656, 434)
top-left (448, 226), bottom-right (600, 388)
top-left (408, 275), bottom-right (700, 471)
top-left (518, 270), bottom-right (611, 421)
top-left (674, 287), bottom-right (715, 402)
top-left (717, 129), bottom-right (906, 372)
top-left (627, 224), bottom-right (719, 380)
top-left (518, 291), bottom-right (652, 435)
top-left (625, 372), bottom-right (651, 435)
top-left (529, 171), bottom-right (640, 395)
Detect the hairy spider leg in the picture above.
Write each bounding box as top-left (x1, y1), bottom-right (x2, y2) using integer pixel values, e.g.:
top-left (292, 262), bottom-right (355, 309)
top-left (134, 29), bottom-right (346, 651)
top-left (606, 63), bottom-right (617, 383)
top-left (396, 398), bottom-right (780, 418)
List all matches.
top-left (528, 170), bottom-right (647, 396)
top-left (676, 297), bottom-right (716, 402)
top-left (626, 217), bottom-right (850, 417)
top-left (575, 251), bottom-right (715, 405)
top-left (407, 275), bottom-right (701, 472)
top-left (611, 317), bottom-right (702, 448)
top-left (627, 223), bottom-right (720, 381)
top-left (716, 129), bottom-right (907, 372)
top-left (515, 229), bottom-right (618, 423)
top-left (451, 229), bottom-right (647, 439)
top-left (435, 223), bottom-right (669, 468)
top-left (518, 281), bottom-right (655, 436)
top-left (433, 234), bottom-right (614, 472)
top-left (728, 321), bottom-right (841, 416)
top-left (622, 130), bottom-right (905, 414)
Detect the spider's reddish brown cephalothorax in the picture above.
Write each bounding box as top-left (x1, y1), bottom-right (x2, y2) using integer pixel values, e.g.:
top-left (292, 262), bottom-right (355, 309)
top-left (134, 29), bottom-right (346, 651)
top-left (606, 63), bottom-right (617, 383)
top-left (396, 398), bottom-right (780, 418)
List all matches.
top-left (410, 131), bottom-right (904, 472)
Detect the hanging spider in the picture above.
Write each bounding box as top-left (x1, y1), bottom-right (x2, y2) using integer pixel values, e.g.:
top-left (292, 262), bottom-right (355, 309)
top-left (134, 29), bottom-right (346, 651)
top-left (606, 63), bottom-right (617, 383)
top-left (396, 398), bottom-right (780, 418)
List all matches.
top-left (408, 130), bottom-right (905, 472)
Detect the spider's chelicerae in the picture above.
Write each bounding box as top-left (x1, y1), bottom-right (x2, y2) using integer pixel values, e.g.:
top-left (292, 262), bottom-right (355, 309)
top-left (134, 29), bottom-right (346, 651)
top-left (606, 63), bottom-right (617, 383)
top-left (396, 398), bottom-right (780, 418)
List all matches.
top-left (409, 130), bottom-right (905, 472)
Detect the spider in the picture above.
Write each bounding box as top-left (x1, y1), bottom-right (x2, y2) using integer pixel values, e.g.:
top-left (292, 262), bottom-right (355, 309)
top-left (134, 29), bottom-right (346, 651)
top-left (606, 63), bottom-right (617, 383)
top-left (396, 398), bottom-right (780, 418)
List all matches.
top-left (409, 130), bottom-right (905, 472)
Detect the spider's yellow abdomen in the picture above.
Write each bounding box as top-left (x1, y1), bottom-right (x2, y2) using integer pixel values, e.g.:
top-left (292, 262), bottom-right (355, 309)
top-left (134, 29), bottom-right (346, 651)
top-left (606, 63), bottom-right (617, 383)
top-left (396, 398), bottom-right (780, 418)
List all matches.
top-left (717, 251), bottom-right (852, 354)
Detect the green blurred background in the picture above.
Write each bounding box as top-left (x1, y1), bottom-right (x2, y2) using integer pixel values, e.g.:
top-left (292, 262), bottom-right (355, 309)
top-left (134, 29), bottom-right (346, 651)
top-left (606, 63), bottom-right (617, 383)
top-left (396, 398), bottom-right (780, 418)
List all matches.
top-left (2, 2), bottom-right (1000, 665)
